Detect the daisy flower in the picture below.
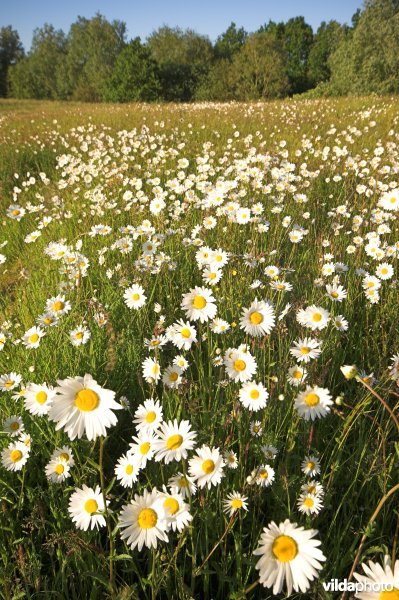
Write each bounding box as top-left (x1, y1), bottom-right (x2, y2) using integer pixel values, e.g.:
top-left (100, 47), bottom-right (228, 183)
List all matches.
top-left (51, 445), bottom-right (75, 466)
top-left (378, 188), bottom-right (399, 211)
top-left (133, 399), bottom-right (163, 434)
top-left (1, 441), bottom-right (29, 471)
top-left (118, 488), bottom-right (169, 550)
top-left (181, 286), bottom-right (217, 323)
top-left (210, 318), bottom-right (230, 334)
top-left (239, 299), bottom-right (275, 337)
top-left (294, 386), bottom-right (333, 421)
top-left (290, 337), bottom-right (322, 363)
top-left (124, 284), bottom-right (147, 309)
top-left (238, 381), bottom-right (269, 411)
top-left (69, 326), bottom-right (91, 346)
top-left (300, 480), bottom-right (324, 497)
top-left (23, 382), bottom-right (54, 416)
top-left (224, 450), bottom-right (238, 469)
top-left (253, 519), bottom-right (326, 595)
top-left (45, 457), bottom-right (71, 483)
top-left (170, 320), bottom-right (197, 350)
top-left (162, 365), bottom-right (183, 389)
top-left (354, 555), bottom-right (399, 599)
top-left (297, 305), bottom-right (330, 331)
top-left (255, 465), bottom-right (275, 487)
top-left (326, 284), bottom-right (347, 302)
top-left (0, 372), bottom-right (22, 392)
top-left (376, 262), bottom-right (394, 280)
top-left (158, 488), bottom-right (192, 532)
top-left (3, 415), bottom-right (24, 437)
top-left (142, 358), bottom-right (161, 384)
top-left (250, 420), bottom-right (263, 437)
top-left (302, 455), bottom-right (321, 477)
top-left (45, 295), bottom-right (71, 317)
top-left (168, 472), bottom-right (197, 499)
top-left (68, 485), bottom-right (106, 531)
top-left (114, 452), bottom-right (141, 488)
top-left (261, 445), bottom-right (278, 461)
top-left (188, 445), bottom-right (225, 489)
top-left (287, 365), bottom-right (308, 387)
top-left (49, 373), bottom-right (122, 441)
top-left (223, 492), bottom-right (248, 517)
top-left (129, 431), bottom-right (158, 468)
top-left (297, 492), bottom-right (324, 515)
top-left (154, 419), bottom-right (197, 464)
top-left (22, 326), bottom-right (45, 349)
top-left (224, 347), bottom-right (257, 382)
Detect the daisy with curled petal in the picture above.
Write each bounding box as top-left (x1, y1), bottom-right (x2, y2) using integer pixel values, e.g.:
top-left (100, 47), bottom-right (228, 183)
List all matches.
top-left (253, 519), bottom-right (326, 595)
top-left (68, 485), bottom-right (106, 531)
top-left (188, 445), bottom-right (225, 489)
top-left (168, 472), bottom-right (197, 499)
top-left (354, 555), bottom-right (399, 599)
top-left (142, 357), bottom-right (161, 384)
top-left (118, 488), bottom-right (169, 551)
top-left (255, 465), bottom-right (275, 488)
top-left (300, 480), bottom-right (324, 497)
top-left (49, 373), bottom-right (122, 441)
top-left (153, 420), bottom-right (197, 464)
top-left (133, 399), bottom-right (163, 434)
top-left (158, 487), bottom-right (192, 532)
top-left (223, 492), bottom-right (248, 517)
top-left (239, 299), bottom-right (275, 337)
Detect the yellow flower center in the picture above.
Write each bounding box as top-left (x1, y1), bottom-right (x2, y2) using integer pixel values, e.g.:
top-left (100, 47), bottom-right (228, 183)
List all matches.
top-left (125, 464), bottom-right (134, 475)
top-left (43, 317), bottom-right (53, 325)
top-left (307, 461), bottom-right (315, 470)
top-left (380, 589), bottom-right (399, 600)
top-left (209, 272), bottom-right (216, 279)
top-left (293, 370), bottom-right (302, 379)
top-left (390, 197), bottom-right (397, 203)
top-left (313, 313), bottom-right (322, 322)
top-left (140, 442), bottom-right (151, 455)
top-left (53, 301), bottom-right (64, 311)
top-left (259, 469), bottom-right (268, 479)
top-left (166, 434), bottom-right (183, 450)
top-left (132, 293), bottom-right (140, 301)
top-left (137, 508), bottom-right (157, 529)
top-left (4, 380), bottom-right (14, 388)
top-left (234, 359), bottom-right (246, 372)
top-left (178, 477), bottom-right (188, 487)
top-left (10, 449), bottom-right (23, 462)
top-left (202, 459), bottom-right (215, 474)
top-left (75, 389), bottom-right (100, 412)
top-left (308, 484), bottom-right (316, 494)
top-left (75, 331), bottom-right (84, 339)
top-left (304, 497), bottom-right (314, 508)
top-left (145, 411), bottom-right (156, 423)
top-left (36, 391), bottom-right (47, 404)
top-left (180, 328), bottom-right (191, 338)
top-left (231, 498), bottom-right (243, 509)
top-left (10, 422), bottom-right (20, 431)
top-left (164, 497), bottom-right (179, 515)
top-left (84, 499), bottom-right (98, 514)
top-left (12, 209), bottom-right (20, 216)
top-left (300, 347), bottom-right (310, 355)
top-left (169, 372), bottom-right (179, 382)
top-left (272, 535), bottom-right (298, 562)
top-left (249, 311), bottom-right (263, 325)
top-left (304, 393), bottom-right (320, 407)
top-left (29, 334), bottom-right (39, 343)
top-left (193, 295), bottom-right (207, 309)
top-left (60, 452), bottom-right (69, 461)
top-left (331, 292), bottom-right (339, 298)
top-left (55, 464), bottom-right (64, 475)
top-left (381, 268), bottom-right (388, 275)
top-left (250, 389), bottom-right (260, 400)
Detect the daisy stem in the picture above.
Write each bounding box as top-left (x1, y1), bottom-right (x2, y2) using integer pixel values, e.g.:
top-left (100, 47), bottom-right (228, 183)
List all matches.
top-left (356, 377), bottom-right (399, 434)
top-left (242, 579), bottom-right (259, 595)
top-left (17, 467), bottom-right (26, 515)
top-left (194, 513), bottom-right (236, 576)
top-left (342, 482), bottom-right (399, 600)
top-left (99, 436), bottom-right (114, 589)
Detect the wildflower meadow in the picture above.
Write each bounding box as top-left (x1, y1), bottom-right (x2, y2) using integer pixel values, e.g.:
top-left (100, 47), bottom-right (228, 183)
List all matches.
top-left (0, 97), bottom-right (398, 599)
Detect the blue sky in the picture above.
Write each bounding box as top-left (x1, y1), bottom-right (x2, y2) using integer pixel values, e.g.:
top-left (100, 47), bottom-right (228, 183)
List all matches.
top-left (1, 0), bottom-right (364, 51)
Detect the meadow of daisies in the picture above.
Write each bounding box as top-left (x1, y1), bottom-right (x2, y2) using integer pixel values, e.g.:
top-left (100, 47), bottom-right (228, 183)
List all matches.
top-left (0, 97), bottom-right (399, 599)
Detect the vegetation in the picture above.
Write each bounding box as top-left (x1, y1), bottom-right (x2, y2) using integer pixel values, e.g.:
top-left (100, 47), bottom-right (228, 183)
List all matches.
top-left (2, 0), bottom-right (399, 102)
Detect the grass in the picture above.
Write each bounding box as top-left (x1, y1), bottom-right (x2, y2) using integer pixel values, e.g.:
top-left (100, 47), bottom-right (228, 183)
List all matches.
top-left (0, 97), bottom-right (398, 599)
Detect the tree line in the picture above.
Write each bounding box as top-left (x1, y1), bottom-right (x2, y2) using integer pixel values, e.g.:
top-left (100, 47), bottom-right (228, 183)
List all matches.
top-left (1, 0), bottom-right (399, 102)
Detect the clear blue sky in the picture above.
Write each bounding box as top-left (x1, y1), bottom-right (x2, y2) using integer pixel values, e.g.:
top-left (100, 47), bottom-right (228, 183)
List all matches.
top-left (1, 0), bottom-right (364, 51)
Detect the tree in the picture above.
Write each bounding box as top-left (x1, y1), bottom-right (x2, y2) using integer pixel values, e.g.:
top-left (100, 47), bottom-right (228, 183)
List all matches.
top-left (8, 24), bottom-right (67, 99)
top-left (307, 21), bottom-right (346, 86)
top-left (329, 0), bottom-right (399, 95)
top-left (0, 26), bottom-right (24, 97)
top-left (66, 13), bottom-right (126, 101)
top-left (260, 17), bottom-right (313, 94)
top-left (147, 26), bottom-right (213, 101)
top-left (103, 38), bottom-right (160, 102)
top-left (214, 22), bottom-right (247, 60)
top-left (227, 31), bottom-right (289, 100)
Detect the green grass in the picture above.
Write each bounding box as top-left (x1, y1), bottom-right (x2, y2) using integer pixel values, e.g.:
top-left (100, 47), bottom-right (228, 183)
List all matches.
top-left (0, 97), bottom-right (398, 600)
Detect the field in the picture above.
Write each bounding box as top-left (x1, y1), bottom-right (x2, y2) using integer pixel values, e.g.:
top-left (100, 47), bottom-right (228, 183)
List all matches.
top-left (0, 97), bottom-right (398, 600)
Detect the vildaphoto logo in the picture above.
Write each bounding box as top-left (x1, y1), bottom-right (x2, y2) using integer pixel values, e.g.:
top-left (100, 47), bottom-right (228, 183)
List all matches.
top-left (322, 579), bottom-right (394, 592)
